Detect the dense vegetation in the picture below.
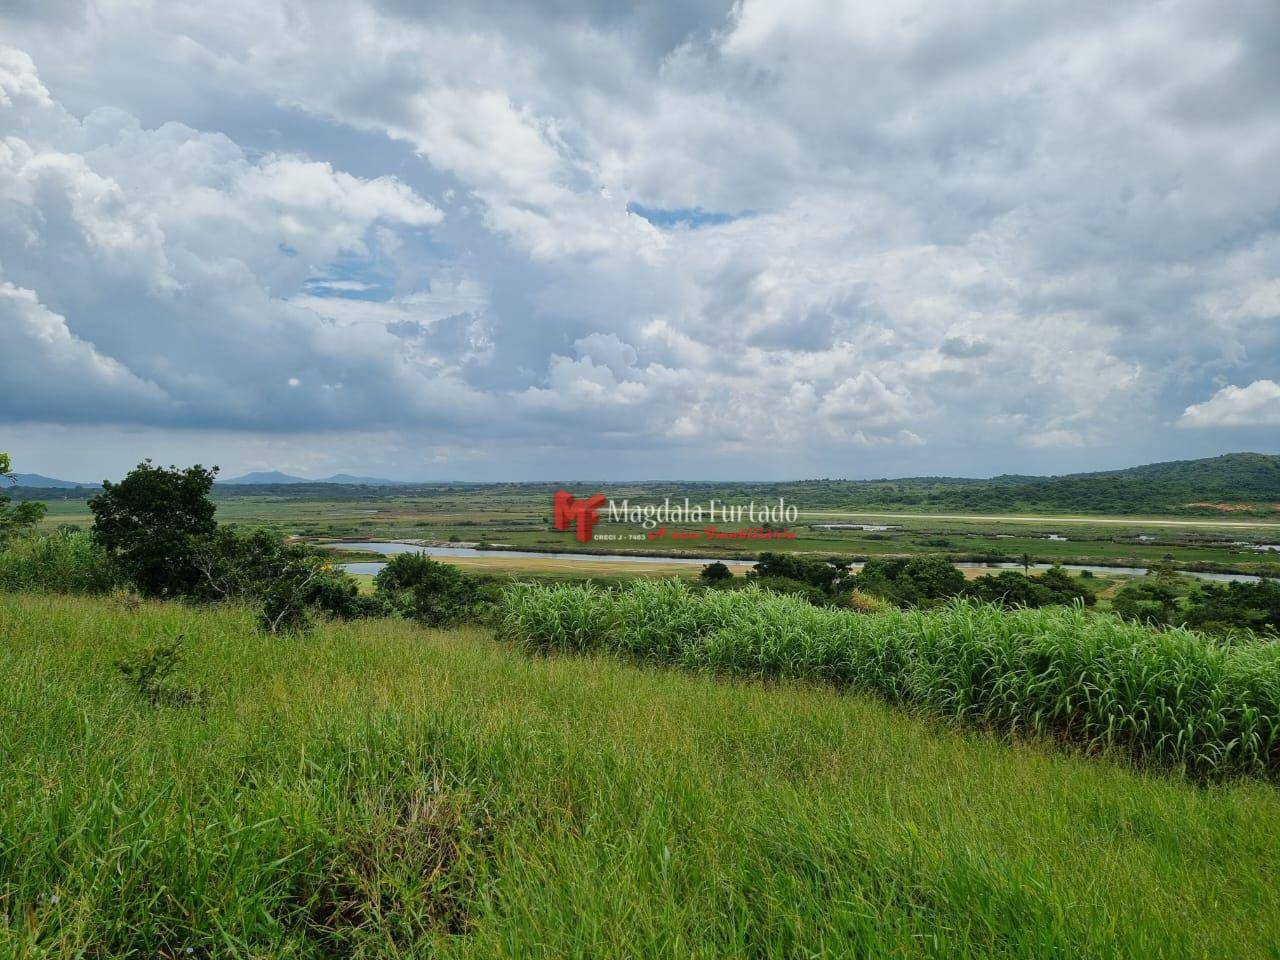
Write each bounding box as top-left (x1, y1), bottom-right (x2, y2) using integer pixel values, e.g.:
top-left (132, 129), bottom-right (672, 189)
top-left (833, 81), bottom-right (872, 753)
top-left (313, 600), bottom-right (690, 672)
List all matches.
top-left (11, 451), bottom-right (1280, 516)
top-left (5, 447), bottom-right (1277, 637)
top-left (0, 453), bottom-right (46, 540)
top-left (1111, 575), bottom-right (1280, 634)
top-left (88, 461), bottom-right (220, 597)
top-left (0, 529), bottom-right (119, 595)
top-left (5, 593), bottom-right (1280, 958)
top-left (499, 580), bottom-right (1280, 777)
top-left (710, 552), bottom-right (1097, 613)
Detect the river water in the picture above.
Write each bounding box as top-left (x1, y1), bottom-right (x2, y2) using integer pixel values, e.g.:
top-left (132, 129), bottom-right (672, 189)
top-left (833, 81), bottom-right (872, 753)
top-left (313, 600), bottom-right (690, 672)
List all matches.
top-left (327, 541), bottom-right (1264, 583)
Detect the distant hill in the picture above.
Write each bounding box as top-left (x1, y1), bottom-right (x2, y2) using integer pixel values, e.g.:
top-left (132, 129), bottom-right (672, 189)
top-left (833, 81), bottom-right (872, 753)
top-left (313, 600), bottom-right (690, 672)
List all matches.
top-left (829, 452), bottom-right (1280, 516)
top-left (216, 471), bottom-right (403, 486)
top-left (217, 471), bottom-right (313, 485)
top-left (1075, 453), bottom-right (1280, 496)
top-left (6, 473), bottom-right (95, 488)
top-left (317, 474), bottom-right (404, 485)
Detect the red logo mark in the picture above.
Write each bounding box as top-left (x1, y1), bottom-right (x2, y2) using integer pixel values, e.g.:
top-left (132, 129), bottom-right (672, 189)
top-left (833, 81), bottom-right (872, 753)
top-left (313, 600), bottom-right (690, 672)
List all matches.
top-left (554, 490), bottom-right (606, 542)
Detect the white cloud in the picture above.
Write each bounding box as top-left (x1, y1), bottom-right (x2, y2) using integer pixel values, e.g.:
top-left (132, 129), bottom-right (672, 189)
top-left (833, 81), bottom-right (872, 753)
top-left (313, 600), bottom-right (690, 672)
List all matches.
top-left (1180, 381), bottom-right (1280, 428)
top-left (0, 44), bottom-right (484, 434)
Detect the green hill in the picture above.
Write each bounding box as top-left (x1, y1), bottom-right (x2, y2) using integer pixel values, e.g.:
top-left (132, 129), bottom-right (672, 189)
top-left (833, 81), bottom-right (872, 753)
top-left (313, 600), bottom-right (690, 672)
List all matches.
top-left (916, 452), bottom-right (1280, 515)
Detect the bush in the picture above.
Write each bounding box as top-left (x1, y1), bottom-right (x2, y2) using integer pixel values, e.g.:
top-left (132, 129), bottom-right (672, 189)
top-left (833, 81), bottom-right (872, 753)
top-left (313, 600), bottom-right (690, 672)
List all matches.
top-left (374, 553), bottom-right (482, 627)
top-left (700, 561), bottom-right (733, 584)
top-left (498, 580), bottom-right (1280, 777)
top-left (749, 552), bottom-right (843, 591)
top-left (1183, 580), bottom-right (1280, 636)
top-left (851, 556), bottom-right (965, 607)
top-left (189, 527), bottom-right (372, 631)
top-left (846, 588), bottom-right (893, 614)
top-left (0, 531), bottom-right (120, 594)
top-left (308, 569), bottom-right (389, 619)
top-left (1037, 565), bottom-right (1096, 606)
top-left (964, 566), bottom-right (1095, 609)
top-left (117, 638), bottom-right (202, 708)
top-left (1112, 579), bottom-right (1183, 627)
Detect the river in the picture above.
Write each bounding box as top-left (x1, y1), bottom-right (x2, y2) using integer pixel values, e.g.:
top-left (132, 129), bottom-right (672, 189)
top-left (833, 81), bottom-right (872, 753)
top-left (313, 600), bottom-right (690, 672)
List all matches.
top-left (326, 541), bottom-right (1264, 583)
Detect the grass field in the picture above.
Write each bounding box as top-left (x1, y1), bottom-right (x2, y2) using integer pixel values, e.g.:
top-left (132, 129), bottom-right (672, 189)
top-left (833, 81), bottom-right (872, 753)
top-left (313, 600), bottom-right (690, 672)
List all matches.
top-left (33, 492), bottom-right (1280, 577)
top-left (3, 592), bottom-right (1280, 957)
top-left (501, 580), bottom-right (1280, 776)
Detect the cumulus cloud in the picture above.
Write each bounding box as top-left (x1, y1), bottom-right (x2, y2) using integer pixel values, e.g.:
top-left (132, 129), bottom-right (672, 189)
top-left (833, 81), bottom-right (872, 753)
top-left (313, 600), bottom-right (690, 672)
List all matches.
top-left (1181, 381), bottom-right (1280, 428)
top-left (1, 1), bottom-right (1278, 478)
top-left (0, 44), bottom-right (482, 434)
top-left (0, 282), bottom-right (168, 420)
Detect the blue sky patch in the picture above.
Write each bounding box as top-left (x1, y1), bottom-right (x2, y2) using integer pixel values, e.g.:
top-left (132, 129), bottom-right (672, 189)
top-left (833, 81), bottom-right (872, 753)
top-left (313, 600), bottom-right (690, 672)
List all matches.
top-left (626, 203), bottom-right (745, 229)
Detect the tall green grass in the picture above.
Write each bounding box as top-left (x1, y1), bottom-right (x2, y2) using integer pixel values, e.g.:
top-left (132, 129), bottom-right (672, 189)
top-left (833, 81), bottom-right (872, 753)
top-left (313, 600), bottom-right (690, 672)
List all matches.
top-left (0, 531), bottom-right (118, 595)
top-left (499, 580), bottom-right (1280, 777)
top-left (5, 592), bottom-right (1280, 957)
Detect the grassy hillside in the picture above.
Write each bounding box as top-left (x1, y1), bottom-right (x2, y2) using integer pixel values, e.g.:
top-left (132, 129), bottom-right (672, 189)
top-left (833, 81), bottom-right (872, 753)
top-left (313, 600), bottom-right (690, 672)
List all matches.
top-left (3, 593), bottom-right (1280, 957)
top-left (500, 581), bottom-right (1280, 776)
top-left (932, 452), bottom-right (1280, 515)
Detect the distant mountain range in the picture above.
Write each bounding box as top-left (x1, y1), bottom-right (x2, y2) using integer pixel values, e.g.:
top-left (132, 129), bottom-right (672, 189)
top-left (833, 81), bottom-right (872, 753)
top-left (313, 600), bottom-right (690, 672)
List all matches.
top-left (4, 469), bottom-right (407, 491)
top-left (7, 454), bottom-right (1279, 516)
top-left (6, 473), bottom-right (97, 488)
top-left (216, 471), bottom-right (406, 486)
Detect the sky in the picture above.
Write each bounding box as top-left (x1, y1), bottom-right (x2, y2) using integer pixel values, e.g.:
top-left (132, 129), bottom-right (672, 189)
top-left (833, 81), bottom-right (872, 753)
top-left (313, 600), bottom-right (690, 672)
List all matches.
top-left (1, 0), bottom-right (1278, 482)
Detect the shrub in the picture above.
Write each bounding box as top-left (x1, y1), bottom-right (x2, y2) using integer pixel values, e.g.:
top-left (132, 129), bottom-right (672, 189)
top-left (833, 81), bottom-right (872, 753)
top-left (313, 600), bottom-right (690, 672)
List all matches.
top-left (852, 556), bottom-right (965, 607)
top-left (964, 566), bottom-right (1095, 609)
top-left (1183, 580), bottom-right (1280, 636)
top-left (749, 552), bottom-right (843, 591)
top-left (700, 561), bottom-right (733, 584)
top-left (1112, 579), bottom-right (1183, 627)
top-left (117, 638), bottom-right (202, 708)
top-left (374, 553), bottom-right (481, 627)
top-left (189, 527), bottom-right (371, 630)
top-left (1037, 565), bottom-right (1096, 606)
top-left (0, 531), bottom-right (120, 594)
top-left (498, 580), bottom-right (1280, 777)
top-left (846, 588), bottom-right (892, 614)
top-left (308, 570), bottom-right (389, 619)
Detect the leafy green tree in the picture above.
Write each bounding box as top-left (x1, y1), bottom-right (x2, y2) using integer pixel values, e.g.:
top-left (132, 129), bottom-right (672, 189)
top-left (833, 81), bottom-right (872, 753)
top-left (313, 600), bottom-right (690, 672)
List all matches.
top-left (964, 566), bottom-right (1094, 609)
top-left (1036, 565), bottom-right (1096, 606)
top-left (750, 552), bottom-right (842, 591)
top-left (1183, 580), bottom-right (1280, 636)
top-left (88, 461), bottom-right (218, 597)
top-left (700, 561), bottom-right (733, 584)
top-left (0, 452), bottom-right (47, 542)
top-left (1112, 579), bottom-right (1182, 627)
top-left (965, 571), bottom-right (1049, 608)
top-left (853, 556), bottom-right (965, 607)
